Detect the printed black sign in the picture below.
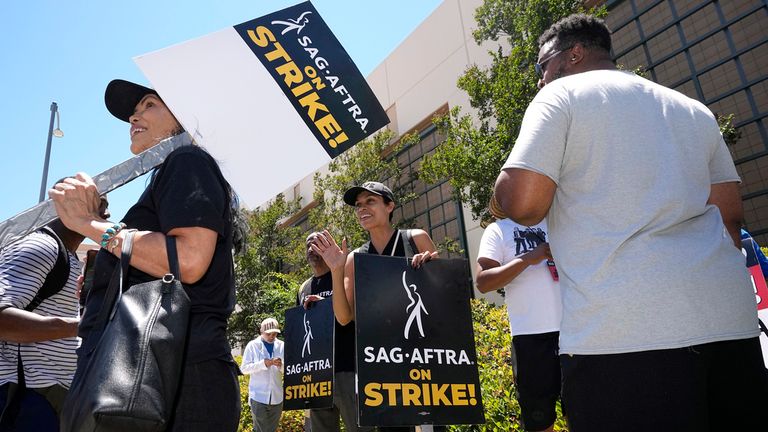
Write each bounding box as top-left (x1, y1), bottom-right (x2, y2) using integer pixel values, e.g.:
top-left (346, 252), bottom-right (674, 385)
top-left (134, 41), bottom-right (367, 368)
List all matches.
top-left (283, 299), bottom-right (335, 410)
top-left (234, 1), bottom-right (389, 158)
top-left (354, 255), bottom-right (484, 427)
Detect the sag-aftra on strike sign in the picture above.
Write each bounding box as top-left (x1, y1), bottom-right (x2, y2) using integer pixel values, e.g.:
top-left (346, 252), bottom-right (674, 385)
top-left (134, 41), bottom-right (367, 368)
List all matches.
top-left (354, 255), bottom-right (485, 427)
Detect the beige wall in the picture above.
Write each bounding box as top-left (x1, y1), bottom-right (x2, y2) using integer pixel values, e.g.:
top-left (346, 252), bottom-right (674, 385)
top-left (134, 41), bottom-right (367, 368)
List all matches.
top-left (269, 0), bottom-right (501, 302)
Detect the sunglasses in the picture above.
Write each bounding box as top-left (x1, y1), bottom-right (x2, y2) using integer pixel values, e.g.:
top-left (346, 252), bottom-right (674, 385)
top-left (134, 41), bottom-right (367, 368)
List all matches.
top-left (534, 46), bottom-right (572, 78)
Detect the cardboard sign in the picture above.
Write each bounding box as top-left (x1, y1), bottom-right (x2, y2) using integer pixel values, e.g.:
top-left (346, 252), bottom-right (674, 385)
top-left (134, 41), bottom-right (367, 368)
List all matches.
top-left (283, 299), bottom-right (335, 410)
top-left (354, 255), bottom-right (484, 427)
top-left (134, 1), bottom-right (389, 208)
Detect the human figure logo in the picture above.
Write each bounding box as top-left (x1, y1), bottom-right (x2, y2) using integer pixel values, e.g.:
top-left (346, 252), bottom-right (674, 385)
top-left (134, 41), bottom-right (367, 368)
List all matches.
top-left (402, 271), bottom-right (429, 339)
top-left (271, 11), bottom-right (312, 35)
top-left (302, 312), bottom-right (314, 358)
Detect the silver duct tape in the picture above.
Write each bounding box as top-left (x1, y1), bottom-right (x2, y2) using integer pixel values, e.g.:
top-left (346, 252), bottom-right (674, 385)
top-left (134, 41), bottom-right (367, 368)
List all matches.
top-left (0, 133), bottom-right (193, 250)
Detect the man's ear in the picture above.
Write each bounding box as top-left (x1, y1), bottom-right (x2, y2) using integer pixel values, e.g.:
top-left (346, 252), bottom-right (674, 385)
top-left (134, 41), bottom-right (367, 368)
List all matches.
top-left (569, 43), bottom-right (585, 63)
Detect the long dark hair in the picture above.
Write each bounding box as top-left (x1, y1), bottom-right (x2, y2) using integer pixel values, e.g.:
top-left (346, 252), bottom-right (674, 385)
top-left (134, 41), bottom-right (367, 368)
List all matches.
top-left (149, 136), bottom-right (248, 255)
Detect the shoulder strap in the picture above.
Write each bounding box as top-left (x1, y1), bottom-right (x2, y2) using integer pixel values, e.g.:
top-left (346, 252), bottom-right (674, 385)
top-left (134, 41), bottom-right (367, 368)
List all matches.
top-left (401, 229), bottom-right (419, 259)
top-left (297, 277), bottom-right (313, 306)
top-left (355, 241), bottom-right (371, 255)
top-left (25, 227), bottom-right (71, 312)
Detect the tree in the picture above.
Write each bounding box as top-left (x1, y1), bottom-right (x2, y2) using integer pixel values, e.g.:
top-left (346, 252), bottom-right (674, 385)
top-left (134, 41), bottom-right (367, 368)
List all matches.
top-left (420, 0), bottom-right (605, 222)
top-left (309, 129), bottom-right (420, 250)
top-left (229, 194), bottom-right (307, 348)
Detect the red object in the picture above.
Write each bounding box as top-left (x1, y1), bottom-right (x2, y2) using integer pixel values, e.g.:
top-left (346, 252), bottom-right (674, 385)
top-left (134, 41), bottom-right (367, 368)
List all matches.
top-left (547, 260), bottom-right (559, 282)
top-left (742, 238), bottom-right (768, 311)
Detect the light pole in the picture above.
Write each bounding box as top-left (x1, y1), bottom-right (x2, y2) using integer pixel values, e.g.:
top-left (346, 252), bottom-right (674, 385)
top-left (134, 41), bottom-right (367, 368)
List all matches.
top-left (38, 102), bottom-right (64, 203)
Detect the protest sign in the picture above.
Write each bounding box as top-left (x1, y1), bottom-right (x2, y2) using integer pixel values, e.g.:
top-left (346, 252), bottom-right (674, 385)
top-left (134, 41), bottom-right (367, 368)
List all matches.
top-left (743, 237), bottom-right (768, 367)
top-left (134, 1), bottom-right (389, 208)
top-left (283, 299), bottom-right (335, 410)
top-left (0, 2), bottom-right (387, 248)
top-left (354, 255), bottom-right (484, 427)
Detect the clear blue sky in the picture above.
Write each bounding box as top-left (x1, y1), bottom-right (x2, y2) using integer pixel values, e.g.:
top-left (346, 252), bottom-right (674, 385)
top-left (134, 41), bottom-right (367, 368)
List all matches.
top-left (0, 0), bottom-right (444, 224)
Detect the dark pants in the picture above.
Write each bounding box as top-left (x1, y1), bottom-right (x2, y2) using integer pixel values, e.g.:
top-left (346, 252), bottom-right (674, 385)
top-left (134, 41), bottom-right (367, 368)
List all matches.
top-left (510, 331), bottom-right (560, 431)
top-left (0, 384), bottom-right (59, 431)
top-left (561, 337), bottom-right (768, 432)
top-left (167, 358), bottom-right (241, 432)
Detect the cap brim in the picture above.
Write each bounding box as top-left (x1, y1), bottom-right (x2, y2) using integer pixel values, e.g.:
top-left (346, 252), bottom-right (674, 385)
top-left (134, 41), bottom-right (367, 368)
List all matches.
top-left (104, 79), bottom-right (158, 123)
top-left (343, 186), bottom-right (370, 206)
top-left (264, 329), bottom-right (281, 334)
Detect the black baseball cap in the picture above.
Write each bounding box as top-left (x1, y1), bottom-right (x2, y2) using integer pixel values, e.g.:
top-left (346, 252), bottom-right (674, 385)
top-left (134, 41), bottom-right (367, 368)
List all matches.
top-left (104, 79), bottom-right (159, 123)
top-left (343, 181), bottom-right (395, 206)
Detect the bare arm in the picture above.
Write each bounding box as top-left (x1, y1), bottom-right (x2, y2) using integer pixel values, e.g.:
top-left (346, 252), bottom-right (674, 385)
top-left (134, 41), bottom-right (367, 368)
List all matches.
top-left (311, 230), bottom-right (355, 325)
top-left (707, 181), bottom-right (743, 248)
top-left (410, 229), bottom-right (439, 268)
top-left (49, 173), bottom-right (218, 284)
top-left (475, 243), bottom-right (551, 293)
top-left (0, 307), bottom-right (78, 343)
top-left (332, 254), bottom-right (355, 325)
top-left (494, 168), bottom-right (556, 226)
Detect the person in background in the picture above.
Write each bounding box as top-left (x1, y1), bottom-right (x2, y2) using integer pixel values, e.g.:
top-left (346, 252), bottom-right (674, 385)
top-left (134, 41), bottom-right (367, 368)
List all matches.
top-left (297, 232), bottom-right (370, 432)
top-left (475, 197), bottom-right (561, 432)
top-left (311, 181), bottom-right (440, 432)
top-left (241, 318), bottom-right (285, 432)
top-left (0, 190), bottom-right (108, 431)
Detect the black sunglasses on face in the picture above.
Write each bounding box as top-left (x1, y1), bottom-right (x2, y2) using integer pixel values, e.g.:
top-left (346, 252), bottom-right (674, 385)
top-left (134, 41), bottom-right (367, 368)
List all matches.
top-left (535, 46), bottom-right (572, 78)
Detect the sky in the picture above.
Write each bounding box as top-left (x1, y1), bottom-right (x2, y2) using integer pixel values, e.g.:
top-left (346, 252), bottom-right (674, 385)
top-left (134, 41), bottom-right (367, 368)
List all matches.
top-left (0, 0), bottom-right (444, 225)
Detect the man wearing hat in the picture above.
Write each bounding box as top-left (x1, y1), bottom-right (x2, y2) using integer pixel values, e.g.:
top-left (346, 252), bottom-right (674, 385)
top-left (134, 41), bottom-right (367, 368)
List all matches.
top-left (241, 318), bottom-right (285, 432)
top-left (475, 197), bottom-right (561, 432)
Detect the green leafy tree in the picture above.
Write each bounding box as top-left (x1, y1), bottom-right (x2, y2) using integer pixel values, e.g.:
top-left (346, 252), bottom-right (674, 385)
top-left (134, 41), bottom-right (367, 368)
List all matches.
top-left (420, 0), bottom-right (605, 222)
top-left (309, 129), bottom-right (420, 250)
top-left (229, 194), bottom-right (307, 348)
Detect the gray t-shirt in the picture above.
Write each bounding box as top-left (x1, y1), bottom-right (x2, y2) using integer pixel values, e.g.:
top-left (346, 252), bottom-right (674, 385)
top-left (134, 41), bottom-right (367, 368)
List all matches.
top-left (503, 69), bottom-right (758, 355)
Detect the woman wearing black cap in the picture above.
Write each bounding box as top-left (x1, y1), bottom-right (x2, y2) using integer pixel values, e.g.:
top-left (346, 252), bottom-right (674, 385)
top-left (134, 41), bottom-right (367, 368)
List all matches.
top-left (48, 79), bottom-right (241, 431)
top-left (310, 181), bottom-right (439, 431)
top-left (311, 181), bottom-right (438, 327)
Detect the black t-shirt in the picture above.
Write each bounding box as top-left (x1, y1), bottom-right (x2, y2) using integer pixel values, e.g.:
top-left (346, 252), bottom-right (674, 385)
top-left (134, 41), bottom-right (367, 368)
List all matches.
top-left (297, 272), bottom-right (356, 373)
top-left (81, 145), bottom-right (235, 365)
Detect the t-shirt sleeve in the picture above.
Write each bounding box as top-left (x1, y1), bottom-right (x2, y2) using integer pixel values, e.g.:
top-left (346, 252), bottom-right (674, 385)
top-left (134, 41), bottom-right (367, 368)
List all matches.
top-left (0, 234), bottom-right (57, 309)
top-left (502, 86), bottom-right (570, 185)
top-left (477, 223), bottom-right (505, 264)
top-left (708, 128), bottom-right (740, 185)
top-left (152, 148), bottom-right (229, 236)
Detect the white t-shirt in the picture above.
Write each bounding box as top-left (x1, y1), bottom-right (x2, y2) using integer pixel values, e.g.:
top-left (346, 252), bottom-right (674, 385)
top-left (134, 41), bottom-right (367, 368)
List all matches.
top-left (503, 69), bottom-right (757, 355)
top-left (0, 231), bottom-right (80, 388)
top-left (478, 219), bottom-right (561, 336)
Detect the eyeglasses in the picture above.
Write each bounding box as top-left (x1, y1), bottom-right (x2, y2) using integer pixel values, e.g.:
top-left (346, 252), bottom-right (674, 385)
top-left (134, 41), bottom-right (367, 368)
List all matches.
top-left (534, 46), bottom-right (572, 78)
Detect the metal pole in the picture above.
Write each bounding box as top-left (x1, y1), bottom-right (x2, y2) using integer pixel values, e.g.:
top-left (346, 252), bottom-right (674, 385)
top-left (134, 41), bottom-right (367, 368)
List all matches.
top-left (38, 102), bottom-right (57, 203)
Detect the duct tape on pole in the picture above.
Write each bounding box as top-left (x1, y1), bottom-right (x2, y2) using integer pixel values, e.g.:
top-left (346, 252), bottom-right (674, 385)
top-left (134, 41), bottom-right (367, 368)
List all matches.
top-left (0, 133), bottom-right (192, 250)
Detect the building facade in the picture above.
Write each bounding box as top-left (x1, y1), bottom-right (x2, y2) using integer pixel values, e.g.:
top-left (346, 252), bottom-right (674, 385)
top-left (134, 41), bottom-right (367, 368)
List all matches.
top-left (268, 0), bottom-right (768, 300)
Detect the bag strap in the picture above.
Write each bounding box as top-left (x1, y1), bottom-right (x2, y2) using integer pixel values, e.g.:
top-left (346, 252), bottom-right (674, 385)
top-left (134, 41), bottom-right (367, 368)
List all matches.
top-left (165, 235), bottom-right (180, 281)
top-left (25, 227), bottom-right (70, 312)
top-left (401, 229), bottom-right (419, 259)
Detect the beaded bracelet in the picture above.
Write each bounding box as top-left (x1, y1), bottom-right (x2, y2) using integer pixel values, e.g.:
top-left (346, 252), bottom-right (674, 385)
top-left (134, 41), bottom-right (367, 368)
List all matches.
top-left (100, 222), bottom-right (126, 249)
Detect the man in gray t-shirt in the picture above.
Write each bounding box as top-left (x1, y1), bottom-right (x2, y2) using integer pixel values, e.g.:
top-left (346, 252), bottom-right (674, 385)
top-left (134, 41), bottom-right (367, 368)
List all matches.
top-left (494, 13), bottom-right (767, 431)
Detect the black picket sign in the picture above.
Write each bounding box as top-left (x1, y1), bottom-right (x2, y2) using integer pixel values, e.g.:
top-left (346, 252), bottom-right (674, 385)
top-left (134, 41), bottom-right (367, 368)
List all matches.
top-left (354, 255), bottom-right (484, 427)
top-left (283, 298), bottom-right (335, 410)
top-left (234, 1), bottom-right (389, 158)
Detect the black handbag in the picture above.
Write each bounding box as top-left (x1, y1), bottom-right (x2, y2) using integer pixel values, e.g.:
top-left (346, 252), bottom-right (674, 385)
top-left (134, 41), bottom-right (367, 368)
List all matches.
top-left (60, 231), bottom-right (190, 431)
